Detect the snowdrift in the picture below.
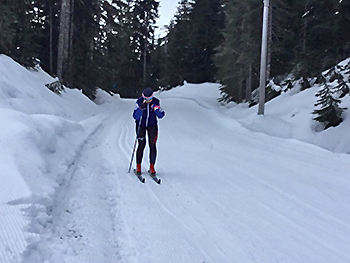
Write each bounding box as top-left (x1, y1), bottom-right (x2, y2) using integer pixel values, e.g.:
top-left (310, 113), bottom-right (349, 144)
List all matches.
top-left (220, 58), bottom-right (350, 154)
top-left (0, 55), bottom-right (103, 262)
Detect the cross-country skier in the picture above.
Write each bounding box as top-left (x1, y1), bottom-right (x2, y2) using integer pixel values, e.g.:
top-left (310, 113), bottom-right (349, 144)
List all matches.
top-left (133, 87), bottom-right (165, 175)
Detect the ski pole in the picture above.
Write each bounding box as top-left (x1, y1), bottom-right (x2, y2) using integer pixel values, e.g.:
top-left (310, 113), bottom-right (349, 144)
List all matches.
top-left (128, 114), bottom-right (143, 173)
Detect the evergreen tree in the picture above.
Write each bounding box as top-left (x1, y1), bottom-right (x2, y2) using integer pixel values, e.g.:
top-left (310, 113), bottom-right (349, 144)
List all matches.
top-left (0, 3), bottom-right (16, 54)
top-left (215, 0), bottom-right (261, 103)
top-left (165, 0), bottom-right (194, 88)
top-left (165, 0), bottom-right (224, 88)
top-left (130, 0), bottom-right (159, 92)
top-left (313, 75), bottom-right (347, 129)
top-left (68, 0), bottom-right (101, 97)
top-left (0, 0), bottom-right (44, 67)
top-left (287, 0), bottom-right (350, 78)
top-left (268, 0), bottom-right (297, 77)
top-left (187, 0), bottom-right (225, 83)
top-left (95, 0), bottom-right (137, 97)
top-left (38, 0), bottom-right (61, 75)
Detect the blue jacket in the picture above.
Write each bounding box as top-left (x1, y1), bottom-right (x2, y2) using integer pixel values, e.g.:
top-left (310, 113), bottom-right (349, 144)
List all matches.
top-left (133, 97), bottom-right (165, 127)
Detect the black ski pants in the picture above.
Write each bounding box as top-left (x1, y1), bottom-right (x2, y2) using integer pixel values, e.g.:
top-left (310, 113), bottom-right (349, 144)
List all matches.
top-left (136, 125), bottom-right (158, 165)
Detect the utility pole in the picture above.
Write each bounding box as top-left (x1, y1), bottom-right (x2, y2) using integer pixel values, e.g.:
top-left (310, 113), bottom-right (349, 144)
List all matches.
top-left (258, 0), bottom-right (270, 115)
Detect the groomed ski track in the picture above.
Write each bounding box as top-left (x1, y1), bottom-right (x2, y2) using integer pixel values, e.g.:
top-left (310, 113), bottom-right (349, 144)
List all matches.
top-left (25, 92), bottom-right (350, 263)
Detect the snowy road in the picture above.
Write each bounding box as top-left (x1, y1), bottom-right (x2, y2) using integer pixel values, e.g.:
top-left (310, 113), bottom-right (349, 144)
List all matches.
top-left (2, 56), bottom-right (350, 263)
top-left (27, 87), bottom-right (350, 263)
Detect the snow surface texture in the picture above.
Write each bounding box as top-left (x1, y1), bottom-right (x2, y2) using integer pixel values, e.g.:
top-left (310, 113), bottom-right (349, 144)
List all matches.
top-left (1, 54), bottom-right (350, 263)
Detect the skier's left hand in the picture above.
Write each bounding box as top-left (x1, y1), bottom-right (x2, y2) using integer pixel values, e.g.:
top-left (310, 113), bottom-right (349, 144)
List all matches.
top-left (151, 104), bottom-right (160, 111)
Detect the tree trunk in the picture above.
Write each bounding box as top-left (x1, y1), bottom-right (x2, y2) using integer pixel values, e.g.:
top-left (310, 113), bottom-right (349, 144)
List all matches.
top-left (239, 67), bottom-right (244, 103)
top-left (63, 0), bottom-right (71, 68)
top-left (49, 0), bottom-right (53, 75)
top-left (267, 2), bottom-right (272, 81)
top-left (245, 63), bottom-right (252, 102)
top-left (67, 0), bottom-right (75, 86)
top-left (57, 0), bottom-right (70, 82)
top-left (302, 4), bottom-right (307, 54)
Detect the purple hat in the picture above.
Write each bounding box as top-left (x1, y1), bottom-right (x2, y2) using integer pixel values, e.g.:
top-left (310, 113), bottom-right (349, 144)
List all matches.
top-left (142, 87), bottom-right (153, 101)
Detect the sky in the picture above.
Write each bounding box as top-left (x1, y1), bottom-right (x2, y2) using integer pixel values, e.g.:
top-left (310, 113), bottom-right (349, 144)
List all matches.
top-left (155, 0), bottom-right (179, 37)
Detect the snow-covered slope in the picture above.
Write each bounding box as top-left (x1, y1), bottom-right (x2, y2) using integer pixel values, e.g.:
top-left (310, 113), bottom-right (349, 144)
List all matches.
top-left (1, 55), bottom-right (350, 263)
top-left (221, 58), bottom-right (350, 154)
top-left (0, 55), bottom-right (103, 262)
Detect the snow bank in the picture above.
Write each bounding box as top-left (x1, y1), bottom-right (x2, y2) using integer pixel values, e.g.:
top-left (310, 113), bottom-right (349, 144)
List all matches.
top-left (188, 59), bottom-right (350, 155)
top-left (0, 55), bottom-right (102, 262)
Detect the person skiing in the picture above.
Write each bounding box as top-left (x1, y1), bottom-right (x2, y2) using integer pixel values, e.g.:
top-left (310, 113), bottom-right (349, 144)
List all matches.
top-left (133, 87), bottom-right (165, 175)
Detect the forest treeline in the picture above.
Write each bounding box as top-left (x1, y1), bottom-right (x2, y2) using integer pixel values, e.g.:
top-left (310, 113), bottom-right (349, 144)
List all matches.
top-left (0, 0), bottom-right (349, 100)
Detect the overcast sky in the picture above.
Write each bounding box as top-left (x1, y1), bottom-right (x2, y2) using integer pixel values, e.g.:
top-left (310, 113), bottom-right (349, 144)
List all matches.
top-left (155, 0), bottom-right (179, 37)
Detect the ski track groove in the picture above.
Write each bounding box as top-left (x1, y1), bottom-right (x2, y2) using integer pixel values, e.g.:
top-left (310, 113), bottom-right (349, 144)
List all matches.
top-left (14, 97), bottom-right (350, 263)
top-left (235, 174), bottom-right (346, 260)
top-left (195, 126), bottom-right (350, 260)
top-left (0, 160), bottom-right (32, 262)
top-left (180, 108), bottom-right (350, 254)
top-left (159, 97), bottom-right (350, 262)
top-left (240, 163), bottom-right (350, 232)
top-left (149, 187), bottom-right (222, 262)
top-left (118, 116), bottom-right (132, 166)
top-left (114, 110), bottom-right (212, 263)
top-left (22, 115), bottom-right (123, 263)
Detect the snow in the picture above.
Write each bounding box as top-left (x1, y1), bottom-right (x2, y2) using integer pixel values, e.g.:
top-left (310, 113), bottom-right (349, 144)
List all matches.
top-left (1, 54), bottom-right (350, 263)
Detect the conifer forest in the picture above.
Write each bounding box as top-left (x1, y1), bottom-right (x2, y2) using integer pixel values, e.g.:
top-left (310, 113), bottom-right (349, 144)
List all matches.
top-left (0, 0), bottom-right (349, 101)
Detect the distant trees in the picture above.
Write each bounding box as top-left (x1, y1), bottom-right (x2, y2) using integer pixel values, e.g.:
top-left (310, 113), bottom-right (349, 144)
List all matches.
top-left (0, 0), bottom-right (349, 100)
top-left (215, 0), bottom-right (261, 103)
top-left (0, 0), bottom-right (43, 67)
top-left (0, 0), bottom-right (159, 98)
top-left (162, 0), bottom-right (225, 88)
top-left (163, 0), bottom-right (193, 88)
top-left (215, 0), bottom-right (350, 103)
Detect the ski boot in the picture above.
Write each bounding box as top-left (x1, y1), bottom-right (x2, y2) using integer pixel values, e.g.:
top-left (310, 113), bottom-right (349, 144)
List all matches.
top-left (136, 164), bottom-right (142, 175)
top-left (149, 164), bottom-right (156, 175)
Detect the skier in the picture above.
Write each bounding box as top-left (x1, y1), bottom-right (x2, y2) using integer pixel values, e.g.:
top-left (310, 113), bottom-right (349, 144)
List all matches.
top-left (133, 87), bottom-right (165, 175)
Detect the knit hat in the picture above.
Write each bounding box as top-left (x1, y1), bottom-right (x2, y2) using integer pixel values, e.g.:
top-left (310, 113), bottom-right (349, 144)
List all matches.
top-left (142, 87), bottom-right (153, 101)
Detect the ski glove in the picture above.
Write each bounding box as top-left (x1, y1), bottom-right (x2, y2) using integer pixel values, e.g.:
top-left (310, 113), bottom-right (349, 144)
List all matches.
top-left (153, 105), bottom-right (165, 118)
top-left (140, 101), bottom-right (147, 110)
top-left (151, 104), bottom-right (160, 111)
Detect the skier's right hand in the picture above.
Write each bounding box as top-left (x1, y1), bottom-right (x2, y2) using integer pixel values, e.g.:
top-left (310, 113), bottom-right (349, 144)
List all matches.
top-left (140, 101), bottom-right (147, 110)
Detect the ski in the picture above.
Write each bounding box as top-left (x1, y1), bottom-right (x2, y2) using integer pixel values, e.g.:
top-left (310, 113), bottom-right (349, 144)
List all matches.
top-left (133, 169), bottom-right (146, 183)
top-left (148, 170), bottom-right (161, 184)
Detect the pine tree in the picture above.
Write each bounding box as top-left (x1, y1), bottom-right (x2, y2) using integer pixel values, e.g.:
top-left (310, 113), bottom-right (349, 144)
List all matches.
top-left (187, 0), bottom-right (225, 83)
top-left (0, 3), bottom-right (16, 53)
top-left (69, 0), bottom-right (101, 98)
top-left (313, 76), bottom-right (347, 129)
top-left (130, 0), bottom-right (159, 90)
top-left (165, 0), bottom-right (224, 88)
top-left (165, 0), bottom-right (194, 88)
top-left (0, 0), bottom-right (43, 67)
top-left (215, 0), bottom-right (261, 103)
